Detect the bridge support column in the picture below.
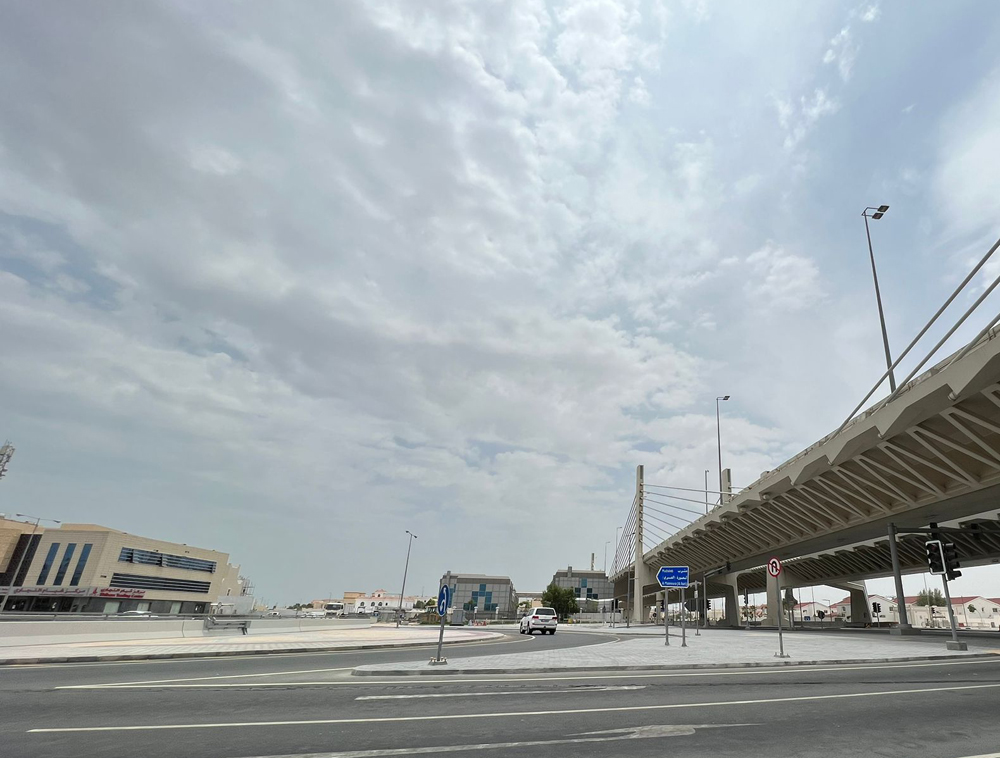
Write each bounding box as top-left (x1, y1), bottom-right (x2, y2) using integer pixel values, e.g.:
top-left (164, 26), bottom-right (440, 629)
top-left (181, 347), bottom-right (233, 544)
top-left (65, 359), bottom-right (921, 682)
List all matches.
top-left (632, 561), bottom-right (653, 624)
top-left (888, 523), bottom-right (919, 635)
top-left (831, 581), bottom-right (870, 626)
top-left (631, 465), bottom-right (654, 624)
top-left (719, 574), bottom-right (741, 627)
top-left (764, 574), bottom-right (782, 627)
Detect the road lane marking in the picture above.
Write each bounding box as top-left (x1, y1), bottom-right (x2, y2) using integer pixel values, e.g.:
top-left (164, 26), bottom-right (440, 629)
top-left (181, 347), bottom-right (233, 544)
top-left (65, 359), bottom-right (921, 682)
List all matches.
top-left (29, 681), bottom-right (1000, 732)
top-left (55, 666), bottom-right (355, 687)
top-left (226, 724), bottom-right (749, 757)
top-left (56, 655), bottom-right (1000, 689)
top-left (355, 685), bottom-right (645, 700)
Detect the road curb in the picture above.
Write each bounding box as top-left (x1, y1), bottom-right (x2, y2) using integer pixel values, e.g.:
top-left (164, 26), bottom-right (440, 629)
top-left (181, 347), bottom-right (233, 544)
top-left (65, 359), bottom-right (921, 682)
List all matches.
top-left (0, 632), bottom-right (505, 667)
top-left (351, 651), bottom-right (1000, 676)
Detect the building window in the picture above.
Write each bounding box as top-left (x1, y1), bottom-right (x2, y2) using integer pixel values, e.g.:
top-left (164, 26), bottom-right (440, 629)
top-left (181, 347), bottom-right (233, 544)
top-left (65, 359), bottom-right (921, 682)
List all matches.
top-left (69, 544), bottom-right (93, 587)
top-left (36, 543), bottom-right (60, 584)
top-left (109, 573), bottom-right (211, 594)
top-left (53, 543), bottom-right (77, 585)
top-left (118, 547), bottom-right (216, 573)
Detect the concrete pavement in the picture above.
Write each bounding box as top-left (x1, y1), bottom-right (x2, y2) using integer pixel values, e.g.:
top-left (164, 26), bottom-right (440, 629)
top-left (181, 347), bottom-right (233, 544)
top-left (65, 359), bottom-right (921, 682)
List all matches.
top-left (354, 626), bottom-right (999, 675)
top-left (5, 629), bottom-right (1000, 758)
top-left (0, 624), bottom-right (503, 665)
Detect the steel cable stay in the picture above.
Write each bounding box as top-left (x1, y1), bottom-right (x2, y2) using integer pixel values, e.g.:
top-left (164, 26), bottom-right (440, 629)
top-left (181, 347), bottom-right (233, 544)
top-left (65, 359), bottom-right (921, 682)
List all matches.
top-left (643, 490), bottom-right (716, 514)
top-left (644, 511), bottom-right (689, 534)
top-left (642, 498), bottom-right (701, 521)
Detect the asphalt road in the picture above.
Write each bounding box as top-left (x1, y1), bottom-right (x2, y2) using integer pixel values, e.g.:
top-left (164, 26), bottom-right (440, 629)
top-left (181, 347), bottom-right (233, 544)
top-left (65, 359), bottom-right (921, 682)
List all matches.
top-left (4, 628), bottom-right (1000, 758)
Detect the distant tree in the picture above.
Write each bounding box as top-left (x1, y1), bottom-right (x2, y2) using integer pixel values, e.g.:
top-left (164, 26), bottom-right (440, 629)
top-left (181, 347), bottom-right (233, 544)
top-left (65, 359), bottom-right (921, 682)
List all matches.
top-left (915, 589), bottom-right (946, 607)
top-left (968, 604), bottom-right (977, 615)
top-left (413, 600), bottom-right (425, 609)
top-left (541, 583), bottom-right (579, 620)
top-left (518, 599), bottom-right (532, 612)
top-left (816, 610), bottom-right (826, 621)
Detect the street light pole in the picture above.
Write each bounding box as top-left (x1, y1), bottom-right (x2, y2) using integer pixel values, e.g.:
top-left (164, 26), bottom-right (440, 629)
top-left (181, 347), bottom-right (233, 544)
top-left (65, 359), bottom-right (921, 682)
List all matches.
top-left (0, 513), bottom-right (61, 614)
top-left (862, 205), bottom-right (896, 392)
top-left (615, 527), bottom-right (622, 573)
top-left (395, 530), bottom-right (417, 628)
top-left (704, 469), bottom-right (709, 514)
top-left (716, 395), bottom-right (730, 503)
top-left (603, 541), bottom-right (610, 573)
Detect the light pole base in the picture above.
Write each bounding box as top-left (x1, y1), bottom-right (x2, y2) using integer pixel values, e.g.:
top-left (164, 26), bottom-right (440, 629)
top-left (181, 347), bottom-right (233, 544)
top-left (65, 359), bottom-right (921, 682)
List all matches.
top-left (428, 658), bottom-right (448, 665)
top-left (946, 641), bottom-right (968, 651)
top-left (774, 653), bottom-right (790, 659)
top-left (890, 626), bottom-right (920, 636)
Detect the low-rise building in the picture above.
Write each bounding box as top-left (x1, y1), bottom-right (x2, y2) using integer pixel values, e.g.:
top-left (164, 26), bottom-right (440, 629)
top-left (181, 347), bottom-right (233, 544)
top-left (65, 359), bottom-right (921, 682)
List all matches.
top-left (550, 566), bottom-right (611, 607)
top-left (0, 518), bottom-right (248, 615)
top-left (346, 589), bottom-right (419, 614)
top-left (441, 573), bottom-right (518, 618)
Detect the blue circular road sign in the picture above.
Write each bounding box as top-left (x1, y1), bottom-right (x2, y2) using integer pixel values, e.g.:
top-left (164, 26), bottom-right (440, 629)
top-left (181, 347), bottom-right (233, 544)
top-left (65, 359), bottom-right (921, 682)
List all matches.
top-left (437, 584), bottom-right (451, 616)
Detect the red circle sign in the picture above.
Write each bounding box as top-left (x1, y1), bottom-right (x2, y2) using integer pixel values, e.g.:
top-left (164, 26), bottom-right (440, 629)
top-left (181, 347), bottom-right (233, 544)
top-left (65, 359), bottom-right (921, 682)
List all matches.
top-left (767, 557), bottom-right (782, 577)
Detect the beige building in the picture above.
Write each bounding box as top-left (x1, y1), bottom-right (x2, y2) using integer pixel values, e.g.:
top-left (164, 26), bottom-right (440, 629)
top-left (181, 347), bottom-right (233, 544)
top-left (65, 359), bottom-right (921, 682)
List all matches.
top-left (0, 518), bottom-right (246, 615)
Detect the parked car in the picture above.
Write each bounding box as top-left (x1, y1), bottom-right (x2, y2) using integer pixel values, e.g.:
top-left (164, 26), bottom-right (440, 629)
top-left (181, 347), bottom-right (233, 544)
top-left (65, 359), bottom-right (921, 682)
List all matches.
top-left (118, 610), bottom-right (156, 617)
top-left (264, 610), bottom-right (281, 618)
top-left (519, 607), bottom-right (558, 635)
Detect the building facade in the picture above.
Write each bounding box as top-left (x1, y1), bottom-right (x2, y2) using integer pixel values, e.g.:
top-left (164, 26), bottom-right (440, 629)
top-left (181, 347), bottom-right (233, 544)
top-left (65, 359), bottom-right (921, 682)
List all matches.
top-left (550, 566), bottom-right (612, 607)
top-left (441, 574), bottom-right (518, 618)
top-left (0, 519), bottom-right (246, 615)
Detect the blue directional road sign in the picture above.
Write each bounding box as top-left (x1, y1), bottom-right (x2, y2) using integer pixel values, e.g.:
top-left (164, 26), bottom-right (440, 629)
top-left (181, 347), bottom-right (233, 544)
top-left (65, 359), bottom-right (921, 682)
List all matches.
top-left (437, 584), bottom-right (451, 616)
top-left (657, 565), bottom-right (690, 588)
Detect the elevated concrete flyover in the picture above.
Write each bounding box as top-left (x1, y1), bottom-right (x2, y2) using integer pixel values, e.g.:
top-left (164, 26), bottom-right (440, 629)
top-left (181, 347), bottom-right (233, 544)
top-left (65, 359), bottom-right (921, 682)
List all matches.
top-left (611, 327), bottom-right (1000, 626)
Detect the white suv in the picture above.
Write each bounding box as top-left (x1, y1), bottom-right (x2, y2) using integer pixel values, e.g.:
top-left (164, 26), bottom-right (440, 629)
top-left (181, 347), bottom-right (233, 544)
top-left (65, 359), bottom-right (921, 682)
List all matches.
top-left (520, 607), bottom-right (558, 635)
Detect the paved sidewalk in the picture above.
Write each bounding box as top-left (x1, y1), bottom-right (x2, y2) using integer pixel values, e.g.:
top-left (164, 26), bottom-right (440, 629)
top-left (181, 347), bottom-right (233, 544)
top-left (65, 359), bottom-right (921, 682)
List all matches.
top-left (0, 626), bottom-right (503, 665)
top-left (353, 627), bottom-right (999, 676)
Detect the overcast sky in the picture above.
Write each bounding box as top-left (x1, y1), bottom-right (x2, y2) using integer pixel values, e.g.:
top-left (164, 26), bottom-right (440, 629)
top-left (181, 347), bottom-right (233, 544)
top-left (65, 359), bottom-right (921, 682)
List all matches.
top-left (2, 1), bottom-right (1000, 606)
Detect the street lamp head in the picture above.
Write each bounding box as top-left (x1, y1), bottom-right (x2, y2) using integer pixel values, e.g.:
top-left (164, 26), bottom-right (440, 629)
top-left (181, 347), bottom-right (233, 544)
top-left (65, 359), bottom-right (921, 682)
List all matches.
top-left (871, 212), bottom-right (884, 220)
top-left (877, 205), bottom-right (889, 213)
top-left (719, 395), bottom-right (730, 401)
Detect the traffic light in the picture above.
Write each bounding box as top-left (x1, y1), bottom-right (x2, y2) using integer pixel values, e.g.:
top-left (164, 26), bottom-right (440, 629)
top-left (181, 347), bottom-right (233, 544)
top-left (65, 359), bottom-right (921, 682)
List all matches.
top-left (942, 542), bottom-right (962, 581)
top-left (706, 599), bottom-right (711, 610)
top-left (925, 539), bottom-right (946, 575)
top-left (872, 601), bottom-right (882, 615)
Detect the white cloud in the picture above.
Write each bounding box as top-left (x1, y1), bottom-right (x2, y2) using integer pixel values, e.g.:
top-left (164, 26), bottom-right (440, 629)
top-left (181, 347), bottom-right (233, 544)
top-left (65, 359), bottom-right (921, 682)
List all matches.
top-left (628, 75), bottom-right (651, 105)
top-left (823, 26), bottom-right (858, 82)
top-left (859, 4), bottom-right (881, 22)
top-left (744, 244), bottom-right (824, 310)
top-left (934, 69), bottom-right (1000, 239)
top-left (776, 89), bottom-right (840, 150)
top-left (2, 2), bottom-right (996, 600)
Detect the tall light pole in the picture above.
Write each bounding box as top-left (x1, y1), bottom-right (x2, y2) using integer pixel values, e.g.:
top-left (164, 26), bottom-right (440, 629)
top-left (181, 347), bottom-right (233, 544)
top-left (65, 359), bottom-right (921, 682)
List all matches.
top-left (862, 205), bottom-right (896, 392)
top-left (716, 395), bottom-right (730, 503)
top-left (0, 512), bottom-right (61, 614)
top-left (615, 526), bottom-right (622, 573)
top-left (395, 530), bottom-right (417, 628)
top-left (603, 541), bottom-right (610, 573)
top-left (704, 469), bottom-right (710, 514)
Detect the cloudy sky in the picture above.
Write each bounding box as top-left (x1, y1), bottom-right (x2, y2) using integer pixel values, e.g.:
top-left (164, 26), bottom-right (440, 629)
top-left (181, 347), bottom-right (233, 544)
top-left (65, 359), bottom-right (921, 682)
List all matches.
top-left (2, 1), bottom-right (1000, 605)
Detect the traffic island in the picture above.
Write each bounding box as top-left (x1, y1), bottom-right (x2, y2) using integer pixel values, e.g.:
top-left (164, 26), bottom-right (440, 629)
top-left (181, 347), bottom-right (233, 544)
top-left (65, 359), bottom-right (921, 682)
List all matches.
top-left (0, 626), bottom-right (504, 665)
top-left (352, 626), bottom-right (996, 676)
